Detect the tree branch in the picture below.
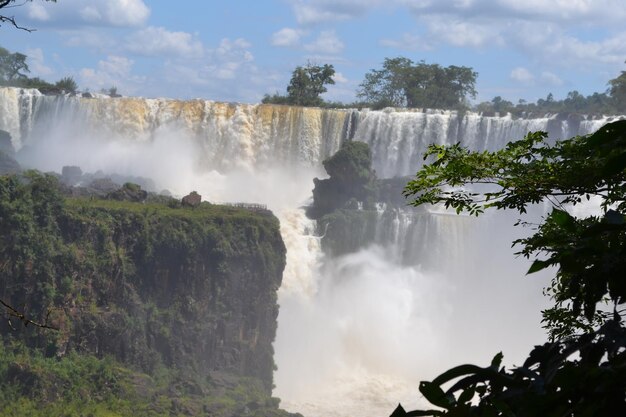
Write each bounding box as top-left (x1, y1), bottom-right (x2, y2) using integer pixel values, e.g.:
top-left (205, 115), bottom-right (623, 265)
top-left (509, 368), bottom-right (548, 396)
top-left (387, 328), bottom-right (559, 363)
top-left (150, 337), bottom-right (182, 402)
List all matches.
top-left (0, 298), bottom-right (59, 330)
top-left (0, 14), bottom-right (35, 31)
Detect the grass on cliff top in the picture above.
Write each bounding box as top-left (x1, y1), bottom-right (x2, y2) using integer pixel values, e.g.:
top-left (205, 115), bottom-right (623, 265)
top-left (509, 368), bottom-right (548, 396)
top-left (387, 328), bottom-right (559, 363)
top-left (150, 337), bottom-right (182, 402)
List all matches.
top-left (65, 197), bottom-right (276, 223)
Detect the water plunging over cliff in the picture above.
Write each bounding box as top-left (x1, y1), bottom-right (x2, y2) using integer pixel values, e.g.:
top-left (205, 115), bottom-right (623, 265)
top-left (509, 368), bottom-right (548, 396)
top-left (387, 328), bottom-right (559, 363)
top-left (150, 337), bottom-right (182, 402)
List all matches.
top-left (0, 87), bottom-right (621, 417)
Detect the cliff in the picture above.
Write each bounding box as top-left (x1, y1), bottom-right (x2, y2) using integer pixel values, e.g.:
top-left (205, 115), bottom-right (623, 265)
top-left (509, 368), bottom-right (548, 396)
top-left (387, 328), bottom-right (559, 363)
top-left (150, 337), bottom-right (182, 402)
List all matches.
top-left (0, 172), bottom-right (295, 417)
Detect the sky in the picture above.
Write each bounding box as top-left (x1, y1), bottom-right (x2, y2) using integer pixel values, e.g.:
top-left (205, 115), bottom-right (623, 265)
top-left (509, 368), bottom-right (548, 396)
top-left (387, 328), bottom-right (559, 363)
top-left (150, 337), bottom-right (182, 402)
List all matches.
top-left (1, 0), bottom-right (625, 104)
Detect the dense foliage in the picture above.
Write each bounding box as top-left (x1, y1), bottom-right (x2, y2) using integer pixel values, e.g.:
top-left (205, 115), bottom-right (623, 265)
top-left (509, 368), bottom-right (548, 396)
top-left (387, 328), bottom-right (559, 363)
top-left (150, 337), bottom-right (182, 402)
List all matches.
top-left (610, 66), bottom-right (626, 113)
top-left (308, 141), bottom-right (376, 218)
top-left (357, 57), bottom-right (477, 109)
top-left (0, 172), bottom-right (293, 417)
top-left (0, 342), bottom-right (290, 417)
top-left (391, 320), bottom-right (625, 417)
top-left (475, 89), bottom-right (623, 116)
top-left (0, 45), bottom-right (79, 93)
top-left (262, 62), bottom-right (335, 107)
top-left (397, 120), bottom-right (626, 415)
top-left (0, 46), bottom-right (29, 81)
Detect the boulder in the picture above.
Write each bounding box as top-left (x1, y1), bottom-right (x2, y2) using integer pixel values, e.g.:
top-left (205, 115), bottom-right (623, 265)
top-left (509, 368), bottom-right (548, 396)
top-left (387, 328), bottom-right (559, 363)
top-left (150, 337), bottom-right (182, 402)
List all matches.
top-left (182, 191), bottom-right (202, 207)
top-left (106, 182), bottom-right (148, 203)
top-left (61, 165), bottom-right (83, 186)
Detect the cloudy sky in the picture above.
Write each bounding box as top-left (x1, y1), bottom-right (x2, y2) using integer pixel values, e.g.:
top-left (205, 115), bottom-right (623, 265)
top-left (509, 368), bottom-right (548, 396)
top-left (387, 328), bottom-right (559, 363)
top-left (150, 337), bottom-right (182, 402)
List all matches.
top-left (2, 0), bottom-right (625, 104)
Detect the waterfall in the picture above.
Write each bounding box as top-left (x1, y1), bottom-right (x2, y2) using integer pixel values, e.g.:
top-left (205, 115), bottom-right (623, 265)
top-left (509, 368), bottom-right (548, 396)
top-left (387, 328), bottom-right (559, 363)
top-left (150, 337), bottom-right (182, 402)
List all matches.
top-left (0, 87), bottom-right (622, 417)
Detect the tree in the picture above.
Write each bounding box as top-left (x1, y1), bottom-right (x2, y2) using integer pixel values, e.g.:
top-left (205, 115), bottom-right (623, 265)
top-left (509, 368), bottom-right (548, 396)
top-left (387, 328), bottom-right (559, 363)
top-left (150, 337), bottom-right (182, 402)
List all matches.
top-left (54, 76), bottom-right (77, 93)
top-left (357, 58), bottom-right (477, 109)
top-left (262, 62), bottom-right (335, 107)
top-left (266, 62), bottom-right (336, 107)
top-left (0, 46), bottom-right (29, 82)
top-left (0, 0), bottom-right (56, 32)
top-left (396, 120), bottom-right (626, 415)
top-left (609, 63), bottom-right (626, 113)
top-left (287, 62), bottom-right (335, 106)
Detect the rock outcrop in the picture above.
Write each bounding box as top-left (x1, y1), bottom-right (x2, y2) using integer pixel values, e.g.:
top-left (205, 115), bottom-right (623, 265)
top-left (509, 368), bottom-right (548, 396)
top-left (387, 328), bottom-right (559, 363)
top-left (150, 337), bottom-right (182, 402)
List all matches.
top-left (0, 172), bottom-right (293, 417)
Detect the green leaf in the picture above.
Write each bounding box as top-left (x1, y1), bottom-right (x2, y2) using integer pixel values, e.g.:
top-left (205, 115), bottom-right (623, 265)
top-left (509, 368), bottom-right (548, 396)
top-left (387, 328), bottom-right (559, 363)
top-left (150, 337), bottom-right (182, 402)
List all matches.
top-left (490, 352), bottom-right (504, 369)
top-left (419, 381), bottom-right (454, 409)
top-left (602, 152), bottom-right (626, 176)
top-left (550, 209), bottom-right (573, 227)
top-left (390, 404), bottom-right (407, 417)
top-left (604, 210), bottom-right (625, 225)
top-left (457, 387), bottom-right (476, 404)
top-left (527, 259), bottom-right (552, 274)
top-left (431, 364), bottom-right (485, 386)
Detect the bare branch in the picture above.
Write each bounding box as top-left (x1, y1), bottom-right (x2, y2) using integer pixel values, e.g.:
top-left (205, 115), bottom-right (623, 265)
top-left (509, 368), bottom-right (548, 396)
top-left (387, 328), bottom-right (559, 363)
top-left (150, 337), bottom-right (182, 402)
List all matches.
top-left (0, 297), bottom-right (59, 330)
top-left (0, 14), bottom-right (35, 31)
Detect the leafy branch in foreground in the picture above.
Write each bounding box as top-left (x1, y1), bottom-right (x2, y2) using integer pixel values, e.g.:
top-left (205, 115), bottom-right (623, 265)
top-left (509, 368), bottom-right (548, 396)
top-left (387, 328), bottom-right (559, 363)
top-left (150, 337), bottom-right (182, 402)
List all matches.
top-left (396, 120), bottom-right (626, 416)
top-left (404, 120), bottom-right (626, 336)
top-left (392, 319), bottom-right (626, 417)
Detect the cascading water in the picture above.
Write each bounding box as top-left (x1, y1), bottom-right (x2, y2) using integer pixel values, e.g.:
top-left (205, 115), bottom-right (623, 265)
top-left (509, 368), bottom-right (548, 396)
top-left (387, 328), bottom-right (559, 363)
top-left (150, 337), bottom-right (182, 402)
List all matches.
top-left (0, 87), bottom-right (621, 417)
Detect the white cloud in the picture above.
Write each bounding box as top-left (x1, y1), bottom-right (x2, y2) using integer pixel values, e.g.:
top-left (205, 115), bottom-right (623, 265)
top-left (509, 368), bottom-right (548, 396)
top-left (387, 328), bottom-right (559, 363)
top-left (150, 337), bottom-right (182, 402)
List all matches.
top-left (304, 31), bottom-right (344, 54)
top-left (425, 17), bottom-right (501, 48)
top-left (27, 3), bottom-right (51, 21)
top-left (510, 67), bottom-right (535, 84)
top-left (289, 0), bottom-right (390, 25)
top-left (126, 27), bottom-right (204, 58)
top-left (333, 72), bottom-right (349, 83)
top-left (64, 30), bottom-right (118, 51)
top-left (25, 48), bottom-right (54, 77)
top-left (163, 38), bottom-right (256, 87)
top-left (102, 0), bottom-right (150, 27)
top-left (158, 37), bottom-right (274, 102)
top-left (25, 0), bottom-right (150, 27)
top-left (511, 23), bottom-right (626, 68)
top-left (288, 0), bottom-right (626, 71)
top-left (379, 33), bottom-right (433, 51)
top-left (540, 71), bottom-right (564, 86)
top-left (79, 55), bottom-right (144, 93)
top-left (272, 28), bottom-right (304, 47)
top-left (212, 39), bottom-right (254, 80)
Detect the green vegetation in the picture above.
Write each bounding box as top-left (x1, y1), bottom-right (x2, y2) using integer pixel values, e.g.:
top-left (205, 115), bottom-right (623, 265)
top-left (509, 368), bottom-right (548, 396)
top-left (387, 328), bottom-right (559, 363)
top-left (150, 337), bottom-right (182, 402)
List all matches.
top-left (261, 57), bottom-right (625, 115)
top-left (0, 46), bottom-right (29, 81)
top-left (0, 171), bottom-right (294, 417)
top-left (0, 45), bottom-right (80, 94)
top-left (309, 141), bottom-right (412, 219)
top-left (476, 90), bottom-right (620, 116)
top-left (307, 141), bottom-right (413, 258)
top-left (0, 45), bottom-right (79, 94)
top-left (54, 76), bottom-right (78, 93)
top-left (397, 120), bottom-right (626, 415)
top-left (0, 342), bottom-right (290, 417)
top-left (475, 62), bottom-right (626, 115)
top-left (609, 64), bottom-right (626, 113)
top-left (308, 141), bottom-right (375, 218)
top-left (262, 62), bottom-right (336, 107)
top-left (357, 57), bottom-right (478, 110)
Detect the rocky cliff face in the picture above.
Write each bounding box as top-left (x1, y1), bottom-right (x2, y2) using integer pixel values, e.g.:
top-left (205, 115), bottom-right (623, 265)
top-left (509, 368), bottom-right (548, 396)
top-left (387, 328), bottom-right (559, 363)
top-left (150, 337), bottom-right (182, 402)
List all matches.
top-left (0, 172), bottom-right (291, 416)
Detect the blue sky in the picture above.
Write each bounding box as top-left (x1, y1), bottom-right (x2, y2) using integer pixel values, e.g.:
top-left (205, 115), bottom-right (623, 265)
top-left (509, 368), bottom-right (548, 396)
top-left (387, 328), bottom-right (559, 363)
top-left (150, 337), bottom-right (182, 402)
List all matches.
top-left (2, 0), bottom-right (625, 105)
